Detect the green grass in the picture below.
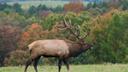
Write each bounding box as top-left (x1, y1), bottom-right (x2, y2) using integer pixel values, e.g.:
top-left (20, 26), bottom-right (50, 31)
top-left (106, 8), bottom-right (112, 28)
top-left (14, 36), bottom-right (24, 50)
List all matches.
top-left (0, 64), bottom-right (128, 72)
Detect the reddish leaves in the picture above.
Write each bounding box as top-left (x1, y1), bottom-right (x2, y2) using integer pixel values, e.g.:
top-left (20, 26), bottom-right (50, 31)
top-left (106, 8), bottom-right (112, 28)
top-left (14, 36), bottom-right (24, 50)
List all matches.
top-left (19, 23), bottom-right (43, 50)
top-left (64, 2), bottom-right (84, 13)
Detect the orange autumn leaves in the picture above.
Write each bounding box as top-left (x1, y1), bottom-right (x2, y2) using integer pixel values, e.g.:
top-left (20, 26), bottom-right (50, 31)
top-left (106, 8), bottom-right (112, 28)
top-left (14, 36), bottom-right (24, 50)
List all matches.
top-left (64, 2), bottom-right (84, 13)
top-left (19, 23), bottom-right (43, 50)
top-left (22, 32), bottom-right (30, 39)
top-left (22, 23), bottom-right (42, 40)
top-left (21, 23), bottom-right (41, 36)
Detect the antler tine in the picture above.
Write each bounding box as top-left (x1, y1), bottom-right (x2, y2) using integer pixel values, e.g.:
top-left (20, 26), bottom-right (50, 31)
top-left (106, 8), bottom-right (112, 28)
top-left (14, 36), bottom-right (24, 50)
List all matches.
top-left (82, 30), bottom-right (90, 39)
top-left (63, 18), bottom-right (68, 28)
top-left (69, 19), bottom-right (72, 25)
top-left (64, 18), bottom-right (73, 29)
top-left (75, 25), bottom-right (81, 38)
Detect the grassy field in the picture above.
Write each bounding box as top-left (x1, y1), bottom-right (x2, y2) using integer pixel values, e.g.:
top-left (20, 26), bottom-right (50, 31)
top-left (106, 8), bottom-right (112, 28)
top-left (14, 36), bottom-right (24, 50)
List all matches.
top-left (0, 64), bottom-right (128, 72)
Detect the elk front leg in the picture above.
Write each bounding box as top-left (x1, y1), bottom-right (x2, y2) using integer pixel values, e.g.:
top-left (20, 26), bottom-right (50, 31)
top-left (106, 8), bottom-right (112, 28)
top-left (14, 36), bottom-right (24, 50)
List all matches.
top-left (58, 59), bottom-right (62, 72)
top-left (63, 59), bottom-right (70, 72)
top-left (33, 56), bottom-right (41, 72)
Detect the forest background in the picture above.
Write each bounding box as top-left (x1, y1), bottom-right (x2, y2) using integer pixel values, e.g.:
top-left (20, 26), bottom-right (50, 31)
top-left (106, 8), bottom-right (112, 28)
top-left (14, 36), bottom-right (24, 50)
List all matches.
top-left (0, 0), bottom-right (128, 67)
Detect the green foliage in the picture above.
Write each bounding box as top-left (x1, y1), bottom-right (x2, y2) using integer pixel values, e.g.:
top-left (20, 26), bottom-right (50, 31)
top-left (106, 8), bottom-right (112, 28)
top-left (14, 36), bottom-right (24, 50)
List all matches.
top-left (51, 5), bottom-right (63, 13)
top-left (42, 13), bottom-right (63, 30)
top-left (28, 6), bottom-right (37, 15)
top-left (91, 11), bottom-right (128, 63)
top-left (119, 0), bottom-right (128, 10)
top-left (12, 3), bottom-right (23, 15)
top-left (0, 12), bottom-right (26, 28)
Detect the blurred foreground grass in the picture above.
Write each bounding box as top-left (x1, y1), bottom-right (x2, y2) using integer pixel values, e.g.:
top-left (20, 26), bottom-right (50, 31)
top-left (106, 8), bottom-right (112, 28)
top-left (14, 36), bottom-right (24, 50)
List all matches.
top-left (0, 64), bottom-right (128, 72)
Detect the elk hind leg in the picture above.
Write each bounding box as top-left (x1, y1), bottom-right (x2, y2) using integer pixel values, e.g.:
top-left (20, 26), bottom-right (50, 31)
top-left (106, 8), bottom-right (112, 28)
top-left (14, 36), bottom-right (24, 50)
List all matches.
top-left (24, 58), bottom-right (33, 72)
top-left (33, 56), bottom-right (41, 72)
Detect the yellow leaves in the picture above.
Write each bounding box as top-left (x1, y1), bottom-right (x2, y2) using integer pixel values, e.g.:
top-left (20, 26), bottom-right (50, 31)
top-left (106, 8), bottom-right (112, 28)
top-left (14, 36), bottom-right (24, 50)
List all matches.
top-left (91, 9), bottom-right (119, 33)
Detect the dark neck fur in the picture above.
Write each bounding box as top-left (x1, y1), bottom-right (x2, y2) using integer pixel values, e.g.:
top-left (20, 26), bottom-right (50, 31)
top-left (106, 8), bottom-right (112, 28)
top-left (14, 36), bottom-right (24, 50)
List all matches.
top-left (68, 43), bottom-right (85, 57)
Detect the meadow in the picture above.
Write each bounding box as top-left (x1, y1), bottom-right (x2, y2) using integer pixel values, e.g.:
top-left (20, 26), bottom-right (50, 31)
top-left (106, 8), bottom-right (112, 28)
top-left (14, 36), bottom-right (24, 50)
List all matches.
top-left (0, 64), bottom-right (128, 72)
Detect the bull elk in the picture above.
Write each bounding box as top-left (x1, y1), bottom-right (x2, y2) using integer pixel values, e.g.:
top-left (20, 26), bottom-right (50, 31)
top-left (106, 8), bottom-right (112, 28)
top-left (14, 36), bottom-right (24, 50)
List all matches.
top-left (24, 19), bottom-right (93, 72)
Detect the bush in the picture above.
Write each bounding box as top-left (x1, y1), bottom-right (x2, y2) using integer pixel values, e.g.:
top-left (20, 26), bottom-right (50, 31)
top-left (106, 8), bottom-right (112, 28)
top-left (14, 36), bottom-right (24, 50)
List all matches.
top-left (4, 50), bottom-right (29, 66)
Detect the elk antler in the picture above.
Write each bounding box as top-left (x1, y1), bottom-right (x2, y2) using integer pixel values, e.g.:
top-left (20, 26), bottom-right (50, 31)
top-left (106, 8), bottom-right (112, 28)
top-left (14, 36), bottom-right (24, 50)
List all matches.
top-left (63, 18), bottom-right (91, 44)
top-left (63, 19), bottom-right (80, 40)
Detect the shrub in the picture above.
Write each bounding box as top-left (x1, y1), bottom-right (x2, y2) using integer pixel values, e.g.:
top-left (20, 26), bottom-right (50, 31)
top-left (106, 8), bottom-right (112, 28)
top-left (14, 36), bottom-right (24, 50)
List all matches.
top-left (4, 50), bottom-right (29, 66)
